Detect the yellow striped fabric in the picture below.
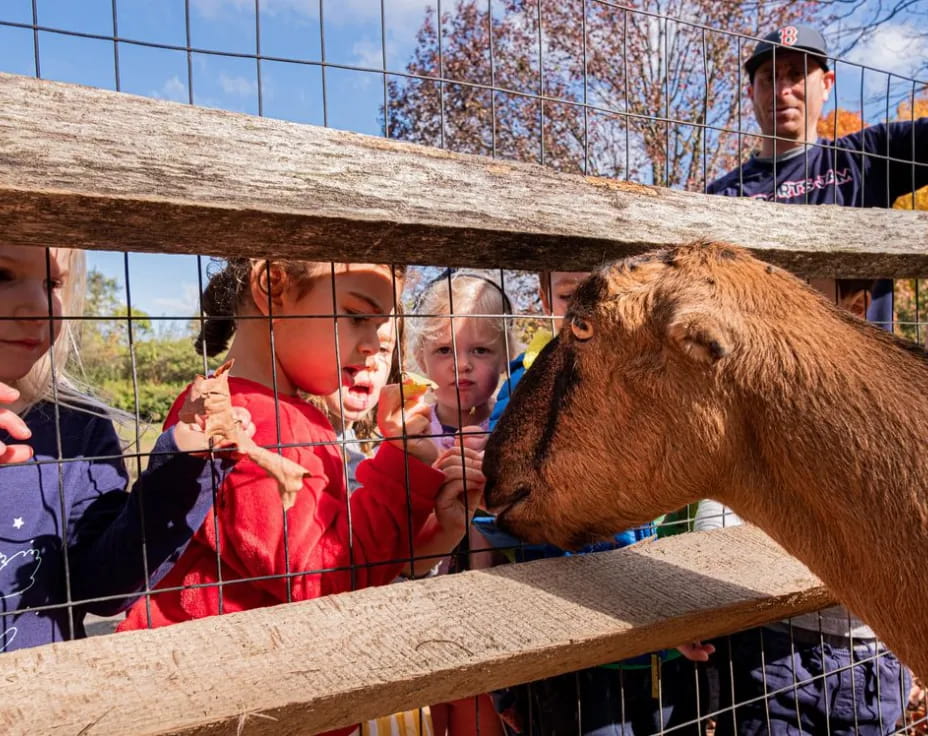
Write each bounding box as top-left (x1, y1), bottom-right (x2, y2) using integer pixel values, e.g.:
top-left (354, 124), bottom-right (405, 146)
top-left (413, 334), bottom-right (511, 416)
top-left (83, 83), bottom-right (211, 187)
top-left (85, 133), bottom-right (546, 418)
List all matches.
top-left (360, 707), bottom-right (434, 736)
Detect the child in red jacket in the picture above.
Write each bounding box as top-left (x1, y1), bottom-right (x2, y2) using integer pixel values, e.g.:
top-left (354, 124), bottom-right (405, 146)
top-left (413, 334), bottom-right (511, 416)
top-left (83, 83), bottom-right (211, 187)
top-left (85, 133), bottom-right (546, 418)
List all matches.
top-left (119, 260), bottom-right (485, 734)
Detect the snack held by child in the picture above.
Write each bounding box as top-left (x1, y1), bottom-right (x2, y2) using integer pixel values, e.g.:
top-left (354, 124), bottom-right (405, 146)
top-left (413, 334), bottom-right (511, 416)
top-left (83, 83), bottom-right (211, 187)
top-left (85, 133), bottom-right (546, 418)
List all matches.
top-left (178, 359), bottom-right (308, 509)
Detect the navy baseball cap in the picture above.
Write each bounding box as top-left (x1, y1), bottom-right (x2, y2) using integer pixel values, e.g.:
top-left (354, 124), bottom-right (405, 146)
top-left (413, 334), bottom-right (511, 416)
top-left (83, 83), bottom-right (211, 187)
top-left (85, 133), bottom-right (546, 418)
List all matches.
top-left (745, 24), bottom-right (829, 80)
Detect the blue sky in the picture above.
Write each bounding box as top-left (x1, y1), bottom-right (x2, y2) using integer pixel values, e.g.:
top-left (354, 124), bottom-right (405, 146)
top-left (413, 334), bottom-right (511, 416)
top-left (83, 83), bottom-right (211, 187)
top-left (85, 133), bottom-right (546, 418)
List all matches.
top-left (1, 0), bottom-right (926, 322)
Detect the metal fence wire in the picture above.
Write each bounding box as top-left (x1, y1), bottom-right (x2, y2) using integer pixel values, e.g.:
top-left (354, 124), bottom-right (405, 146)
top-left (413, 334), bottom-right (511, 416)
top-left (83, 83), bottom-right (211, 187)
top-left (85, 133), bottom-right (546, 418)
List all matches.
top-left (1, 1), bottom-right (927, 734)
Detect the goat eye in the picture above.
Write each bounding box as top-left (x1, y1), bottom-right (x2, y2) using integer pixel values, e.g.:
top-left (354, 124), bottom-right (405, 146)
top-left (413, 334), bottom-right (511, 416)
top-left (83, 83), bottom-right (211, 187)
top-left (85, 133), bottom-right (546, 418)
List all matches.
top-left (570, 316), bottom-right (594, 341)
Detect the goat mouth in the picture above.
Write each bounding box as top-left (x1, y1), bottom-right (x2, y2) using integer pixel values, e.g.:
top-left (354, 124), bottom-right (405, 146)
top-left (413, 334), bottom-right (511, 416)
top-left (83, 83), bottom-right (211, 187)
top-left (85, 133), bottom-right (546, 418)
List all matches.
top-left (486, 484), bottom-right (533, 520)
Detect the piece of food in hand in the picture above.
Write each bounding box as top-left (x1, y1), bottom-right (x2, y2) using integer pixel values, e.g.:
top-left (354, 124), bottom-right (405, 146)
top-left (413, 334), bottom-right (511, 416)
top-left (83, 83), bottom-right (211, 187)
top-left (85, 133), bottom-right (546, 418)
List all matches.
top-left (177, 359), bottom-right (309, 510)
top-left (401, 371), bottom-right (438, 401)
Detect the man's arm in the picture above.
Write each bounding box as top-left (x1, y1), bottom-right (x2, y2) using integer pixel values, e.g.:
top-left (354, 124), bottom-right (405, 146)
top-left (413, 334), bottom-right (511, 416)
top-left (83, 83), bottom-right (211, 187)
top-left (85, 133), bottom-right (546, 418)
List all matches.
top-left (849, 119), bottom-right (928, 205)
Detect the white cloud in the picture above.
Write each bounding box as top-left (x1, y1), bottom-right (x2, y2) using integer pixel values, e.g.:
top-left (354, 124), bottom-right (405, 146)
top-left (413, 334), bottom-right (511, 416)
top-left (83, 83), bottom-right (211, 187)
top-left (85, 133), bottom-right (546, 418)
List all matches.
top-left (152, 283), bottom-right (201, 317)
top-left (353, 38), bottom-right (385, 71)
top-left (219, 73), bottom-right (259, 97)
top-left (844, 23), bottom-right (928, 84)
top-left (335, 0), bottom-right (431, 27)
top-left (152, 75), bottom-right (188, 103)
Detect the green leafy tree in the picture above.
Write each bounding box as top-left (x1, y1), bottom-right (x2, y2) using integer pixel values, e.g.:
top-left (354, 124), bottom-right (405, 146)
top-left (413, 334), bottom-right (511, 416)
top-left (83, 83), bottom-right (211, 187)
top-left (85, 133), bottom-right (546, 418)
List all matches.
top-left (78, 269), bottom-right (217, 421)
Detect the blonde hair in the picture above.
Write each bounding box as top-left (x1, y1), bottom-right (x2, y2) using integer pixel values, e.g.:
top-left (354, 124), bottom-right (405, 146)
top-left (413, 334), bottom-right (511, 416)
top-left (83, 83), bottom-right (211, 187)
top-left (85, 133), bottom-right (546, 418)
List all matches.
top-left (13, 248), bottom-right (108, 415)
top-left (408, 272), bottom-right (517, 372)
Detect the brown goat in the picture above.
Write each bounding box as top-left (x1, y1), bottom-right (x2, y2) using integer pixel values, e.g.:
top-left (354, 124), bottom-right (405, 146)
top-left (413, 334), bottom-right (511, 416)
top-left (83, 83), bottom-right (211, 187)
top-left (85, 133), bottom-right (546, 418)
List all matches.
top-left (483, 241), bottom-right (928, 676)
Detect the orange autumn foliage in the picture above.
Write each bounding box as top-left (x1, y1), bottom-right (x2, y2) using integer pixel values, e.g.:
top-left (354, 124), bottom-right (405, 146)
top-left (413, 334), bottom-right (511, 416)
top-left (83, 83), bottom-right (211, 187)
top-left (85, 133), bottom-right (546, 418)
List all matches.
top-left (893, 92), bottom-right (928, 212)
top-left (891, 89), bottom-right (928, 345)
top-left (817, 109), bottom-right (866, 140)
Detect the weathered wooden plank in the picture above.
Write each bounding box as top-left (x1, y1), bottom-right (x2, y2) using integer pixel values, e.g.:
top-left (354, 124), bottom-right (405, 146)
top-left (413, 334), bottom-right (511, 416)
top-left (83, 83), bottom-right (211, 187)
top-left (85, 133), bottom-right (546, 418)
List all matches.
top-left (1, 73), bottom-right (927, 277)
top-left (0, 525), bottom-right (832, 736)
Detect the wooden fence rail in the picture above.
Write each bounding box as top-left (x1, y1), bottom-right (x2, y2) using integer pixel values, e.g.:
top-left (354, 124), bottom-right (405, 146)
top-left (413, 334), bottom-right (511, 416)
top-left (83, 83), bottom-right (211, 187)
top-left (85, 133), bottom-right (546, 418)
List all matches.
top-left (1, 72), bottom-right (928, 276)
top-left (0, 526), bottom-right (831, 736)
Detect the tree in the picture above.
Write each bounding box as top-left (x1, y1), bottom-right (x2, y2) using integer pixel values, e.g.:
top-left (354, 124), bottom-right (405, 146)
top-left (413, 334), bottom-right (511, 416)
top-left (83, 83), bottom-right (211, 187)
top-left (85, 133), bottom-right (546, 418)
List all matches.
top-left (77, 269), bottom-right (216, 421)
top-left (817, 108), bottom-right (865, 139)
top-left (385, 0), bottom-right (825, 190)
top-left (892, 89), bottom-right (928, 211)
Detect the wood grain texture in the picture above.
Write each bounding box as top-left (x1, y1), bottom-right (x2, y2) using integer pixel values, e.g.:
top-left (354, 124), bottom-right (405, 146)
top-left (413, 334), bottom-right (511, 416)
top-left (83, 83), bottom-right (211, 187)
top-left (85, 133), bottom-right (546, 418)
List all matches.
top-left (0, 525), bottom-right (833, 736)
top-left (1, 73), bottom-right (927, 277)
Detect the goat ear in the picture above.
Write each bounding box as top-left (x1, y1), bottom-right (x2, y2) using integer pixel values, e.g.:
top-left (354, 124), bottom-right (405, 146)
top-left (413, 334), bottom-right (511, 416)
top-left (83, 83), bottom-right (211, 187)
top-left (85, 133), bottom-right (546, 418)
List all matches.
top-left (667, 310), bottom-right (733, 365)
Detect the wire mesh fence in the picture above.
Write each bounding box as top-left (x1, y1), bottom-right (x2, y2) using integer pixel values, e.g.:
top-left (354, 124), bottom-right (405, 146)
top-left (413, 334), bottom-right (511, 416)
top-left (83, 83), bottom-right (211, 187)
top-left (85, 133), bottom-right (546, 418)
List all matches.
top-left (1, 1), bottom-right (927, 735)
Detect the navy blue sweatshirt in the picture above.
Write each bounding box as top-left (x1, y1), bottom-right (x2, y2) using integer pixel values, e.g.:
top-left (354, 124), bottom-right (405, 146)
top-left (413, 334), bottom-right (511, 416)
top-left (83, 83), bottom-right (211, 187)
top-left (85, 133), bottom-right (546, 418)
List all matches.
top-left (708, 119), bottom-right (928, 326)
top-left (0, 401), bottom-right (224, 653)
top-left (707, 120), bottom-right (928, 205)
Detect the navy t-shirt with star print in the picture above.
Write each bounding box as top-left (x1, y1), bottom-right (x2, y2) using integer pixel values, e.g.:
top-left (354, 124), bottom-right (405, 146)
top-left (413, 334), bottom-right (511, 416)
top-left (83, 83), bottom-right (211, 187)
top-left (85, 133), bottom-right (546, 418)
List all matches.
top-left (0, 401), bottom-right (224, 653)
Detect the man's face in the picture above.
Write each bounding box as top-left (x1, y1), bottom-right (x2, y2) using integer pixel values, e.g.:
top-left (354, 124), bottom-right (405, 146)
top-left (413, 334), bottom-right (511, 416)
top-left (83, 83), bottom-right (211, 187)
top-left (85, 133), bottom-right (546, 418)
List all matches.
top-left (749, 51), bottom-right (835, 146)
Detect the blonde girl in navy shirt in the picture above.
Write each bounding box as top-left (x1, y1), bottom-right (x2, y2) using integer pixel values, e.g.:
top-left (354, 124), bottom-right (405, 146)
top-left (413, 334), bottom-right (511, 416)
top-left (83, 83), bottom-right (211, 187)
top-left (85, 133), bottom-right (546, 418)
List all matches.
top-left (0, 244), bottom-right (250, 653)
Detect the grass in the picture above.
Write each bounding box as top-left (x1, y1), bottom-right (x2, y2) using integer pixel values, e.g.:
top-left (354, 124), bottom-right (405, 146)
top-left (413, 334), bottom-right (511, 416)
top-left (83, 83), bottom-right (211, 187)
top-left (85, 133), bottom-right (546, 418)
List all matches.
top-left (115, 420), bottom-right (161, 485)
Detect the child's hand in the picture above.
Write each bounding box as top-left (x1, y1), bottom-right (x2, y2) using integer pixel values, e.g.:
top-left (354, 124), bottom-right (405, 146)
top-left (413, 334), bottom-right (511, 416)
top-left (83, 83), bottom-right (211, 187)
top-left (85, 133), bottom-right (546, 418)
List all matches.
top-left (377, 383), bottom-right (438, 465)
top-left (431, 427), bottom-right (488, 536)
top-left (676, 641), bottom-right (715, 662)
top-left (172, 406), bottom-right (255, 454)
top-left (0, 382), bottom-right (33, 464)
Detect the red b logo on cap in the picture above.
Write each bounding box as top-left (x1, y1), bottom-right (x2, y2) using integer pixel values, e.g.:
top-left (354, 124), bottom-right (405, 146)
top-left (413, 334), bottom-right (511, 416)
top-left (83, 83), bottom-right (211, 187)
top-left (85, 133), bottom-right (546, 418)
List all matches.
top-left (779, 26), bottom-right (799, 46)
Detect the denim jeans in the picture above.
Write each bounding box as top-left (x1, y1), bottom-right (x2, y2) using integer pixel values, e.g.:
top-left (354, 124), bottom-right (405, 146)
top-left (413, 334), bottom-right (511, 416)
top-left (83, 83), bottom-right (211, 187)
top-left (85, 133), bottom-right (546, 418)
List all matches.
top-left (713, 626), bottom-right (910, 736)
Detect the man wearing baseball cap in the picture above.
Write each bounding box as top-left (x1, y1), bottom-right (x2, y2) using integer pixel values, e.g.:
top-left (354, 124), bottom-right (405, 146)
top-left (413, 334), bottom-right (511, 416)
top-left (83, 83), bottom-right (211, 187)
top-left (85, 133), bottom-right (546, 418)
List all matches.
top-left (708, 22), bottom-right (928, 204)
top-left (706, 22), bottom-right (924, 736)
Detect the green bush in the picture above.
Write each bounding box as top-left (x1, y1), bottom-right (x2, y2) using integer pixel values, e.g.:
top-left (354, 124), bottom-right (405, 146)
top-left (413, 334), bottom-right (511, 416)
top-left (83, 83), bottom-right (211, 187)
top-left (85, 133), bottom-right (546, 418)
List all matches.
top-left (99, 380), bottom-right (189, 423)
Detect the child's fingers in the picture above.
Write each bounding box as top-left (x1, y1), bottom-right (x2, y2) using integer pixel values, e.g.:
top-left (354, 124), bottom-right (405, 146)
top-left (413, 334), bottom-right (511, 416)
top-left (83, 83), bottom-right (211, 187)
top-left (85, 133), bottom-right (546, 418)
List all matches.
top-left (0, 408), bottom-right (31, 441)
top-left (400, 408), bottom-right (433, 437)
top-left (0, 382), bottom-right (21, 405)
top-left (455, 425), bottom-right (488, 451)
top-left (676, 642), bottom-right (715, 662)
top-left (433, 446), bottom-right (484, 468)
top-left (434, 478), bottom-right (480, 510)
top-left (230, 407), bottom-right (256, 440)
top-left (0, 441), bottom-right (34, 464)
top-left (433, 451), bottom-right (484, 475)
top-left (437, 463), bottom-right (486, 486)
top-left (171, 422), bottom-right (207, 454)
top-left (377, 391), bottom-right (432, 437)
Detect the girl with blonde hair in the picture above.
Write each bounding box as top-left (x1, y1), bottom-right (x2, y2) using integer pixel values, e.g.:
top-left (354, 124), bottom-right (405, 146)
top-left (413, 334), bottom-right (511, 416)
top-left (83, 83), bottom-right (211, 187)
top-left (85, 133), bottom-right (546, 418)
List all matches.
top-left (0, 245), bottom-right (248, 653)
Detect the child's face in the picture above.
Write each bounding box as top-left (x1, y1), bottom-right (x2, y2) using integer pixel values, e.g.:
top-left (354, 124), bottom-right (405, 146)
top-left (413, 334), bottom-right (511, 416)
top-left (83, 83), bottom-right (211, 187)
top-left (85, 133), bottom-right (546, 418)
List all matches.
top-left (419, 317), bottom-right (505, 415)
top-left (274, 264), bottom-right (397, 397)
top-left (322, 317), bottom-right (396, 424)
top-left (540, 271), bottom-right (589, 329)
top-left (0, 246), bottom-right (69, 385)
